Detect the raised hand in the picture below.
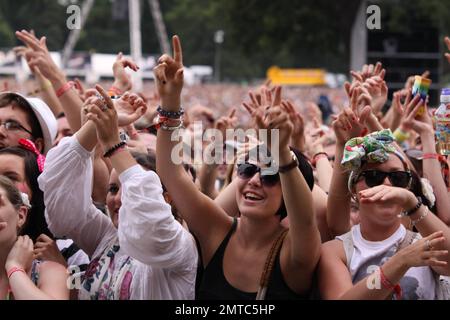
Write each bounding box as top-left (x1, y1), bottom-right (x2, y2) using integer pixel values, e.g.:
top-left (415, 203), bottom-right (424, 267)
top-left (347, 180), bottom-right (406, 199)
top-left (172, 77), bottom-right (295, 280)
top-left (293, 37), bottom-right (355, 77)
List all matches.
top-left (331, 106), bottom-right (370, 146)
top-left (444, 36), bottom-right (450, 65)
top-left (406, 102), bottom-right (433, 136)
top-left (5, 235), bottom-right (34, 272)
top-left (114, 92), bottom-right (147, 126)
top-left (243, 86), bottom-right (283, 130)
top-left (352, 62), bottom-right (386, 82)
top-left (84, 85), bottom-right (121, 149)
top-left (15, 30), bottom-right (63, 82)
top-left (215, 108), bottom-right (237, 138)
top-left (33, 234), bottom-right (67, 266)
top-left (281, 100), bottom-right (305, 151)
top-left (362, 76), bottom-right (388, 114)
top-left (112, 52), bottom-right (139, 92)
top-left (398, 94), bottom-right (425, 132)
top-left (269, 102), bottom-right (294, 151)
top-left (153, 35), bottom-right (184, 110)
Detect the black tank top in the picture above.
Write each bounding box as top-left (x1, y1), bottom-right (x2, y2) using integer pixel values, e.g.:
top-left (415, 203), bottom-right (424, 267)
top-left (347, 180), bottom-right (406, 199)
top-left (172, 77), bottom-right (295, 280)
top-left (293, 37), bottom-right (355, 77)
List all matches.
top-left (197, 218), bottom-right (307, 300)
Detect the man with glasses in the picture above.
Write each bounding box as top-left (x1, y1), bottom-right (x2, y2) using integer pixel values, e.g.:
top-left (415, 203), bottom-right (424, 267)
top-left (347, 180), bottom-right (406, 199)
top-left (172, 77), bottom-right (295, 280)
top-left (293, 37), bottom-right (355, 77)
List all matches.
top-left (0, 92), bottom-right (57, 154)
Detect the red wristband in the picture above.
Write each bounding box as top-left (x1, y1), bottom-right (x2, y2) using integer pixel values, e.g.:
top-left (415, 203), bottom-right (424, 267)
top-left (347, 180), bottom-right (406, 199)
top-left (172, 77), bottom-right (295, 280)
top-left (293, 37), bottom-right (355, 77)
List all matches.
top-left (108, 86), bottom-right (122, 96)
top-left (379, 267), bottom-right (402, 299)
top-left (7, 266), bottom-right (26, 279)
top-left (422, 153), bottom-right (439, 160)
top-left (56, 81), bottom-right (74, 98)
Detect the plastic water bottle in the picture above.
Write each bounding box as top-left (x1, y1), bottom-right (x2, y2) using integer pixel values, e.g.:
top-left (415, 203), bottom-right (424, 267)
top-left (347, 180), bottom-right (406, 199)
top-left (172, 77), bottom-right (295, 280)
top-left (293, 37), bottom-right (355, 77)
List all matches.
top-left (435, 88), bottom-right (450, 155)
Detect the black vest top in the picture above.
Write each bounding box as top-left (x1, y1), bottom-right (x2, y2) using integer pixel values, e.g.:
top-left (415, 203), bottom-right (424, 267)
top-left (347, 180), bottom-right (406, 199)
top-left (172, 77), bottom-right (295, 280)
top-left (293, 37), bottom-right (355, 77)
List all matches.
top-left (196, 218), bottom-right (308, 300)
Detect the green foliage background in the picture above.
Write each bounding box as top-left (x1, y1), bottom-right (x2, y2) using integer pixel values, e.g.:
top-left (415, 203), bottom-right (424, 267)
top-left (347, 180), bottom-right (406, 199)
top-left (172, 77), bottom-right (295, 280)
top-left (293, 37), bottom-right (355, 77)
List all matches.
top-left (0, 0), bottom-right (449, 81)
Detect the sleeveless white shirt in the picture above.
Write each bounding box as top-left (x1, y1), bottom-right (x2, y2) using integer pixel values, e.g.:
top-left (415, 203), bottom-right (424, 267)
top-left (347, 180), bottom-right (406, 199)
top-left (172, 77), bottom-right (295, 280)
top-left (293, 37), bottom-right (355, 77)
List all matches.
top-left (337, 224), bottom-right (436, 300)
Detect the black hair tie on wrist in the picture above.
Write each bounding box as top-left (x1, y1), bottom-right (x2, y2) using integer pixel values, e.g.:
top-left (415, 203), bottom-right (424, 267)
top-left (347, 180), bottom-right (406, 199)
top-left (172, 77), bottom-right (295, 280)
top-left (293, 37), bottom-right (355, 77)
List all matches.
top-left (103, 141), bottom-right (127, 158)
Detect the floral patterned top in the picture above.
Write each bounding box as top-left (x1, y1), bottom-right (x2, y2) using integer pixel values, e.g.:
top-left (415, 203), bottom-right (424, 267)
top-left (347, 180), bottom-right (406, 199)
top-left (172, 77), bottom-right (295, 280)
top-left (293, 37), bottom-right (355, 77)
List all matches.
top-left (39, 136), bottom-right (198, 300)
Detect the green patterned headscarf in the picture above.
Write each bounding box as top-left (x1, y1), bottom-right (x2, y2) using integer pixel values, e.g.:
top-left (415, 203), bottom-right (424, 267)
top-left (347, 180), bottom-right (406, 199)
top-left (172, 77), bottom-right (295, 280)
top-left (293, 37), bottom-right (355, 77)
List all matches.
top-left (341, 129), bottom-right (396, 171)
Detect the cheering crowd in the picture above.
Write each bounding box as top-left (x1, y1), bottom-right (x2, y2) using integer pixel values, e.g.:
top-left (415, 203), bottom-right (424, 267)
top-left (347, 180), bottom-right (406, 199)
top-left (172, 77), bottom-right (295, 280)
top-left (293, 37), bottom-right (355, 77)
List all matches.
top-left (0, 30), bottom-right (450, 300)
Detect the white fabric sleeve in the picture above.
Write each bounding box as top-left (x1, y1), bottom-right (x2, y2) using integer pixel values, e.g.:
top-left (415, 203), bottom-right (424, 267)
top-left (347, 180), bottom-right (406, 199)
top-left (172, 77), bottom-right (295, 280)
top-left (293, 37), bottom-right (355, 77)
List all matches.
top-left (38, 136), bottom-right (116, 257)
top-left (117, 165), bottom-right (198, 271)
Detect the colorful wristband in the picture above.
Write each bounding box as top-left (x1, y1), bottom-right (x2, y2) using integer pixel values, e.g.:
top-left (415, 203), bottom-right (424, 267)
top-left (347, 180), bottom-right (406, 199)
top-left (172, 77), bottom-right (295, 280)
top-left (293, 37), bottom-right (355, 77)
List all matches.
top-left (56, 81), bottom-right (74, 98)
top-left (7, 267), bottom-right (26, 279)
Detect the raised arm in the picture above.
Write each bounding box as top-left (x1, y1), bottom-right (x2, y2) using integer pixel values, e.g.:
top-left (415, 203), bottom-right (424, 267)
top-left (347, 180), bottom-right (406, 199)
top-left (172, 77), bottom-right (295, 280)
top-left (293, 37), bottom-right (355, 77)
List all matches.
top-left (155, 36), bottom-right (232, 264)
top-left (327, 103), bottom-right (372, 237)
top-left (244, 86), bottom-right (321, 291)
top-left (38, 122), bottom-right (114, 257)
top-left (198, 109), bottom-right (237, 199)
top-left (400, 102), bottom-right (450, 225)
top-left (84, 86), bottom-right (197, 270)
top-left (16, 30), bottom-right (83, 131)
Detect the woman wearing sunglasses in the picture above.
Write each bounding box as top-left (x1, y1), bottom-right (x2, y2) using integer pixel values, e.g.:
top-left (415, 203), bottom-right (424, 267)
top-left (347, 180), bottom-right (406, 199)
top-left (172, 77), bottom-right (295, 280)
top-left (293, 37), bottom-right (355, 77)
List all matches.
top-left (155, 36), bottom-right (321, 299)
top-left (318, 129), bottom-right (450, 299)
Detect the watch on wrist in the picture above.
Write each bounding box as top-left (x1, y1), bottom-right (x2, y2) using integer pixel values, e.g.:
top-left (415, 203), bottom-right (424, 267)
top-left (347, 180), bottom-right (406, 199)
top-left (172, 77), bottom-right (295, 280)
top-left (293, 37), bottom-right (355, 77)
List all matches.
top-left (278, 151), bottom-right (299, 174)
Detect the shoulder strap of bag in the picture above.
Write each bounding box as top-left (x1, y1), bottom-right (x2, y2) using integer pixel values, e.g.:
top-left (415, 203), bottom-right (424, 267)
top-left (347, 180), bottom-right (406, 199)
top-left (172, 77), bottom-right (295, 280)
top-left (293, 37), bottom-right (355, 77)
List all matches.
top-left (256, 229), bottom-right (288, 300)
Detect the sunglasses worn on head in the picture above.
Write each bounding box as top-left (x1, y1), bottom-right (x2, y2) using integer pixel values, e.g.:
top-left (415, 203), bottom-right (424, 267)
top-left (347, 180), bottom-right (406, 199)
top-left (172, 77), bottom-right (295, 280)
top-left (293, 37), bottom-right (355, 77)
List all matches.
top-left (357, 170), bottom-right (412, 188)
top-left (237, 163), bottom-right (280, 187)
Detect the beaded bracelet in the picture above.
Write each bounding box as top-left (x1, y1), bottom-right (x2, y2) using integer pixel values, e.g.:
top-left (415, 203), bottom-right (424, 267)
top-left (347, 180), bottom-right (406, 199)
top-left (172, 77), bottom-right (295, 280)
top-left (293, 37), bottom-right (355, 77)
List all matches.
top-left (157, 106), bottom-right (185, 119)
top-left (103, 141), bottom-right (127, 158)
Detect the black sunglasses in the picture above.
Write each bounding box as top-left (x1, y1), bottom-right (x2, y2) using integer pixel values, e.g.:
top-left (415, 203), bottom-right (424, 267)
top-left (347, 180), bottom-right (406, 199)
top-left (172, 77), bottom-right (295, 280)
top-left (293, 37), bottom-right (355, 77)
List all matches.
top-left (237, 163), bottom-right (280, 187)
top-left (357, 170), bottom-right (412, 188)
